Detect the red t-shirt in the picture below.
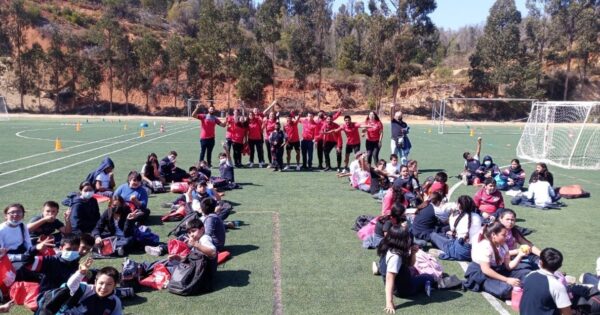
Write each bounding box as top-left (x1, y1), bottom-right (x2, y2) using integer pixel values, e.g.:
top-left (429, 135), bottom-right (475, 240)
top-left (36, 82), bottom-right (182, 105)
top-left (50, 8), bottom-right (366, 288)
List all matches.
top-left (196, 114), bottom-right (221, 139)
top-left (321, 122), bottom-right (340, 143)
top-left (231, 123), bottom-right (247, 144)
top-left (264, 119), bottom-right (277, 138)
top-left (300, 118), bottom-right (317, 141)
top-left (247, 117), bottom-right (263, 140)
top-left (365, 120), bottom-right (383, 142)
top-left (342, 122), bottom-right (361, 145)
top-left (284, 120), bottom-right (300, 143)
top-left (225, 115), bottom-right (235, 139)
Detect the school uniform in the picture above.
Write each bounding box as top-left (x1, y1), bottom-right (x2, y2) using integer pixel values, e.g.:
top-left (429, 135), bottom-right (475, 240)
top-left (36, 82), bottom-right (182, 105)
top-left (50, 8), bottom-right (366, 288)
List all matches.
top-left (520, 269), bottom-right (571, 315)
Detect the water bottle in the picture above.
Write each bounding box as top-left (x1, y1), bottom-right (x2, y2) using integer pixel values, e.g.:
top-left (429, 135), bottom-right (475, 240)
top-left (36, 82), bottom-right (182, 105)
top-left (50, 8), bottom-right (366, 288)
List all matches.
top-left (511, 287), bottom-right (523, 312)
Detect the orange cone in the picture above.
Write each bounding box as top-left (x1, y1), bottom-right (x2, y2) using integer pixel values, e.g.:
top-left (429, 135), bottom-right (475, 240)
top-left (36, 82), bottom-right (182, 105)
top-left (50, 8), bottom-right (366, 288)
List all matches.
top-left (140, 129), bottom-right (145, 138)
top-left (124, 124), bottom-right (127, 131)
top-left (469, 128), bottom-right (475, 137)
top-left (76, 122), bottom-right (81, 132)
top-left (54, 137), bottom-right (63, 151)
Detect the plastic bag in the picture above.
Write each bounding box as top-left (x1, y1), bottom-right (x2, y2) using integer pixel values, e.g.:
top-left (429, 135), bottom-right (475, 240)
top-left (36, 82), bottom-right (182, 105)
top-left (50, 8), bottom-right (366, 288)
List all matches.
top-left (140, 263), bottom-right (170, 290)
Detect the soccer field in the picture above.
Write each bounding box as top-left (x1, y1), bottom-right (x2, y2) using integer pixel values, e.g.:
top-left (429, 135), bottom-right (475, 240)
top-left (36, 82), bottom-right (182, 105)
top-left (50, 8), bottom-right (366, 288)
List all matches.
top-left (2, 117), bottom-right (598, 315)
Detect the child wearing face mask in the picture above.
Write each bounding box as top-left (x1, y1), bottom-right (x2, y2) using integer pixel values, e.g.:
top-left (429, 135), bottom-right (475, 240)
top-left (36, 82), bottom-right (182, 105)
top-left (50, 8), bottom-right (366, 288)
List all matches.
top-left (218, 147), bottom-right (235, 184)
top-left (70, 182), bottom-right (101, 235)
top-left (92, 196), bottom-right (139, 257)
top-left (473, 178), bottom-right (505, 219)
top-left (23, 234), bottom-right (91, 294)
top-left (0, 203), bottom-right (34, 265)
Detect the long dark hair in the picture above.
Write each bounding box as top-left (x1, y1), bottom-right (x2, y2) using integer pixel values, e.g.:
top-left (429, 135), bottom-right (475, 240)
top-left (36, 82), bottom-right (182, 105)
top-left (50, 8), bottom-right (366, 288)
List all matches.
top-left (415, 191), bottom-right (443, 214)
top-left (378, 204), bottom-right (406, 225)
top-left (452, 195), bottom-right (476, 241)
top-left (377, 225), bottom-right (412, 265)
top-left (391, 186), bottom-right (405, 206)
top-left (479, 221), bottom-right (506, 265)
top-left (108, 195), bottom-right (128, 219)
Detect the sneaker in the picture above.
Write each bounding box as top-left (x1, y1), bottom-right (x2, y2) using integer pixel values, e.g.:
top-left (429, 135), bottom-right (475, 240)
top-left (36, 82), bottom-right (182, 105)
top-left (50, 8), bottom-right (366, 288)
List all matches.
top-left (427, 248), bottom-right (444, 258)
top-left (323, 167), bottom-right (331, 172)
top-left (425, 280), bottom-right (431, 297)
top-left (283, 165), bottom-right (290, 171)
top-left (438, 275), bottom-right (462, 289)
top-left (160, 202), bottom-right (173, 209)
top-left (266, 164), bottom-right (272, 169)
top-left (565, 275), bottom-right (576, 285)
top-left (247, 162), bottom-right (254, 168)
top-left (341, 168), bottom-right (348, 174)
top-left (145, 245), bottom-right (162, 257)
top-left (117, 247), bottom-right (126, 257)
top-left (461, 174), bottom-right (468, 185)
top-left (115, 287), bottom-right (136, 299)
top-left (337, 168), bottom-right (342, 173)
top-left (296, 165), bottom-right (301, 171)
top-left (273, 168), bottom-right (279, 172)
top-left (372, 261), bottom-right (380, 275)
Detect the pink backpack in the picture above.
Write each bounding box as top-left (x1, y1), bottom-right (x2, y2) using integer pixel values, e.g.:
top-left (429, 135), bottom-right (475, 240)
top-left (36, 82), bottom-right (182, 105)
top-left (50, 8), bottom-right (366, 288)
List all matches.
top-left (414, 249), bottom-right (444, 281)
top-left (356, 217), bottom-right (379, 240)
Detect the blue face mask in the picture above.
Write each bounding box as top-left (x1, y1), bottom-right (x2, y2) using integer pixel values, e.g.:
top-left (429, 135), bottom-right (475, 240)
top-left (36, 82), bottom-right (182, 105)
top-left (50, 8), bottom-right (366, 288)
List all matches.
top-left (61, 250), bottom-right (80, 262)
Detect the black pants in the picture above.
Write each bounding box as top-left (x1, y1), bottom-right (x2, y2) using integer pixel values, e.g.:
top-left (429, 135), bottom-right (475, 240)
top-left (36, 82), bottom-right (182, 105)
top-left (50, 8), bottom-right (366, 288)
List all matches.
top-left (301, 140), bottom-right (314, 168)
top-left (323, 141), bottom-right (341, 169)
top-left (200, 138), bottom-right (215, 166)
top-left (365, 140), bottom-right (380, 165)
top-left (265, 140), bottom-right (273, 164)
top-left (316, 139), bottom-right (324, 168)
top-left (273, 146), bottom-right (284, 169)
top-left (232, 142), bottom-right (243, 167)
top-left (248, 139), bottom-right (264, 163)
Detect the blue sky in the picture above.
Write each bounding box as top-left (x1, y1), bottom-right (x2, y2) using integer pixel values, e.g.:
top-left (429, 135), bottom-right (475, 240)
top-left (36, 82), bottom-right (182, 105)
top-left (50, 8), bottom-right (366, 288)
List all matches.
top-left (332, 0), bottom-right (528, 30)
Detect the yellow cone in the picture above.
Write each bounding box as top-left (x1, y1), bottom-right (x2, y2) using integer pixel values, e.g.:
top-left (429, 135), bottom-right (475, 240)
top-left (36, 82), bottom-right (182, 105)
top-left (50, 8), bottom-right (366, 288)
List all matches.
top-left (124, 124), bottom-right (127, 131)
top-left (54, 137), bottom-right (63, 151)
top-left (76, 122), bottom-right (81, 132)
top-left (428, 128), bottom-right (432, 133)
top-left (140, 129), bottom-right (145, 137)
top-left (469, 128), bottom-right (475, 137)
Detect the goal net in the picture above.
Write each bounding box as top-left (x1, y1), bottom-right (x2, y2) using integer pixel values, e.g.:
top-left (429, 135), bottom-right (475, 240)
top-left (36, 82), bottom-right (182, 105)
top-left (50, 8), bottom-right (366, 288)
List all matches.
top-left (0, 96), bottom-right (9, 121)
top-left (516, 101), bottom-right (600, 170)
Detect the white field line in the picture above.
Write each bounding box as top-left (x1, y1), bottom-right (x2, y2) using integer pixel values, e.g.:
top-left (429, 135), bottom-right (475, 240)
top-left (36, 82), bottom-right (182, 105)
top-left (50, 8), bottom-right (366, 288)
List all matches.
top-left (0, 125), bottom-right (196, 190)
top-left (457, 262), bottom-right (511, 315)
top-left (15, 126), bottom-right (110, 143)
top-left (3, 129), bottom-right (143, 166)
top-left (0, 124), bottom-right (193, 177)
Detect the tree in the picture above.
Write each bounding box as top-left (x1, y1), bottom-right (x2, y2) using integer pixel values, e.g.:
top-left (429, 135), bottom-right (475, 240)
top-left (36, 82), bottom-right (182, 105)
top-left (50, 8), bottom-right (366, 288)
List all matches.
top-left (21, 43), bottom-right (45, 108)
top-left (46, 28), bottom-right (67, 113)
top-left (546, 0), bottom-right (598, 100)
top-left (469, 0), bottom-right (523, 96)
top-left (524, 0), bottom-right (550, 89)
top-left (6, 0), bottom-right (33, 111)
top-left (236, 42), bottom-right (274, 103)
top-left (134, 33), bottom-right (163, 113)
top-left (90, 13), bottom-right (125, 113)
top-left (79, 56), bottom-right (103, 114)
top-left (196, 0), bottom-right (223, 102)
top-left (220, 0), bottom-right (242, 109)
top-left (256, 0), bottom-right (283, 102)
top-left (115, 35), bottom-right (138, 114)
top-left (165, 36), bottom-right (186, 108)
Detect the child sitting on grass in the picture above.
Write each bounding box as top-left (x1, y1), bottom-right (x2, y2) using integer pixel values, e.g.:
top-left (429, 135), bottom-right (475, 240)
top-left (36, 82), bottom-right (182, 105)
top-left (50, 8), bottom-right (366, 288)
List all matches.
top-left (473, 178), bottom-right (504, 219)
top-left (461, 137), bottom-right (482, 185)
top-left (28, 201), bottom-right (71, 245)
top-left (92, 196), bottom-right (140, 257)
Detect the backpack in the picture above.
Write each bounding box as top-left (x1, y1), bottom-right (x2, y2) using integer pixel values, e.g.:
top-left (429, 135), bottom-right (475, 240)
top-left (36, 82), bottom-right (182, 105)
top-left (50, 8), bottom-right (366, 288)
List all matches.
top-left (35, 283), bottom-right (85, 315)
top-left (559, 185), bottom-right (591, 199)
top-left (167, 251), bottom-right (213, 296)
top-left (61, 192), bottom-right (78, 207)
top-left (413, 249), bottom-right (444, 281)
top-left (134, 225), bottom-right (160, 246)
top-left (121, 258), bottom-right (141, 290)
top-left (352, 215), bottom-right (375, 232)
top-left (168, 212), bottom-right (202, 238)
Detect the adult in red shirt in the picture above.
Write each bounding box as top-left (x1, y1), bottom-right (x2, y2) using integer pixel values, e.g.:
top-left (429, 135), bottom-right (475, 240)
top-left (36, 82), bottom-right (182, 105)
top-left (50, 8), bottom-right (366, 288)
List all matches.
top-left (247, 111), bottom-right (265, 167)
top-left (314, 109), bottom-right (342, 169)
top-left (320, 115), bottom-right (342, 172)
top-left (362, 111), bottom-right (384, 165)
top-left (263, 112), bottom-right (278, 167)
top-left (299, 112), bottom-right (318, 169)
top-left (284, 112), bottom-right (301, 171)
top-left (332, 115), bottom-right (361, 172)
top-left (225, 109), bottom-right (242, 155)
top-left (192, 104), bottom-right (225, 167)
top-left (228, 116), bottom-right (248, 168)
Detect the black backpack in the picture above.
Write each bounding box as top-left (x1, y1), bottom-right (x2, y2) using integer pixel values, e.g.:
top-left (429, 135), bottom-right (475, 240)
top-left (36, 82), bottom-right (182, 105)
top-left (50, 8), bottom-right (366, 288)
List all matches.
top-left (167, 251), bottom-right (213, 296)
top-left (35, 284), bottom-right (85, 315)
top-left (168, 212), bottom-right (202, 238)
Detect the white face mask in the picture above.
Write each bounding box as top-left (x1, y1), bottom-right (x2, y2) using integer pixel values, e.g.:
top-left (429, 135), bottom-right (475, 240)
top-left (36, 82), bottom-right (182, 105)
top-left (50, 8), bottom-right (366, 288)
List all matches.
top-left (219, 158), bottom-right (227, 165)
top-left (9, 219), bottom-right (22, 226)
top-left (82, 191), bottom-right (94, 199)
top-left (484, 161), bottom-right (491, 166)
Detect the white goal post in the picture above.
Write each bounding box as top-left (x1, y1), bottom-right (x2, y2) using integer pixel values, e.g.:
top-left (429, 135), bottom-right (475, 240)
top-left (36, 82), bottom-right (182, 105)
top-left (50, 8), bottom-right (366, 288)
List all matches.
top-left (0, 96), bottom-right (9, 121)
top-left (516, 101), bottom-right (600, 170)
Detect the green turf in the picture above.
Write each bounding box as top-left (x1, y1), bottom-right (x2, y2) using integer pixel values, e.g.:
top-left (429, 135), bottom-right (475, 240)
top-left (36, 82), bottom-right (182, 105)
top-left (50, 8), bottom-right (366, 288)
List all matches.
top-left (1, 117), bottom-right (598, 315)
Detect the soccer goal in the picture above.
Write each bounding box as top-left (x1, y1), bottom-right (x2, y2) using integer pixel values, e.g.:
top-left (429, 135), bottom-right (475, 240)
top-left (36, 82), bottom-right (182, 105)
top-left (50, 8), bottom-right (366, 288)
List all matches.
top-left (432, 97), bottom-right (536, 134)
top-left (0, 96), bottom-right (9, 121)
top-left (516, 101), bottom-right (600, 170)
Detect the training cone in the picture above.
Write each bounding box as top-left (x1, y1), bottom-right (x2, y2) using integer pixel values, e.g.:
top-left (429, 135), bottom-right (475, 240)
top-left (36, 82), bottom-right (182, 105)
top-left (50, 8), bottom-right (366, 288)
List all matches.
top-left (160, 124), bottom-right (165, 133)
top-left (140, 129), bottom-right (145, 138)
top-left (469, 128), bottom-right (475, 137)
top-left (428, 128), bottom-right (432, 133)
top-left (124, 124), bottom-right (127, 131)
top-left (76, 122), bottom-right (81, 132)
top-left (54, 138), bottom-right (63, 151)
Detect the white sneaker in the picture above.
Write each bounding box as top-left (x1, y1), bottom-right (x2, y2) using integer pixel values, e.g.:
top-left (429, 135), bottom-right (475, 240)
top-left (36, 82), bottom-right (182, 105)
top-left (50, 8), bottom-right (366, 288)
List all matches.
top-left (247, 162), bottom-right (254, 168)
top-left (283, 165), bottom-right (290, 171)
top-left (266, 164), bottom-right (272, 169)
top-left (259, 162), bottom-right (265, 168)
top-left (427, 248), bottom-right (444, 258)
top-left (341, 168), bottom-right (347, 174)
top-left (296, 165), bottom-right (301, 171)
top-left (372, 261), bottom-right (380, 275)
top-left (438, 275), bottom-right (462, 289)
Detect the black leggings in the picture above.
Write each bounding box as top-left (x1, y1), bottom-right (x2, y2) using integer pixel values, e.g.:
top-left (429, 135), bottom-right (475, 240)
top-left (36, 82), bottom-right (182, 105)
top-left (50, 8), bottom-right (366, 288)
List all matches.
top-left (200, 138), bottom-right (215, 165)
top-left (324, 141), bottom-right (341, 169)
top-left (248, 139), bottom-right (264, 163)
top-left (316, 140), bottom-right (324, 168)
top-left (365, 140), bottom-right (380, 165)
top-left (265, 140), bottom-right (273, 164)
top-left (232, 142), bottom-right (244, 166)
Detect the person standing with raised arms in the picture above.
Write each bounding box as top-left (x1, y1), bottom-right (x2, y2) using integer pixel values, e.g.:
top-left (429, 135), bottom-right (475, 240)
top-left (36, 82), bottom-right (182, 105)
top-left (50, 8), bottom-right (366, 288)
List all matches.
top-left (192, 104), bottom-right (226, 167)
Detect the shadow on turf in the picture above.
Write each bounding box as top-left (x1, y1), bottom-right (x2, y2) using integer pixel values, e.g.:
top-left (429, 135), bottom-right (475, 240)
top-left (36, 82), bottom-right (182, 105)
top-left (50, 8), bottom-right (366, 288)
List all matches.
top-left (144, 215), bottom-right (164, 226)
top-left (226, 244), bottom-right (259, 256)
top-left (396, 290), bottom-right (463, 308)
top-left (419, 169), bottom-right (446, 173)
top-left (213, 270), bottom-right (251, 291)
top-left (122, 295), bottom-right (148, 307)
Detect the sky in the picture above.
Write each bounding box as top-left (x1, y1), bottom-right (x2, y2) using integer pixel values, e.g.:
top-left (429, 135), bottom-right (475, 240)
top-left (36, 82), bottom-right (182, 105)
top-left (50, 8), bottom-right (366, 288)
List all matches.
top-left (332, 0), bottom-right (529, 30)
